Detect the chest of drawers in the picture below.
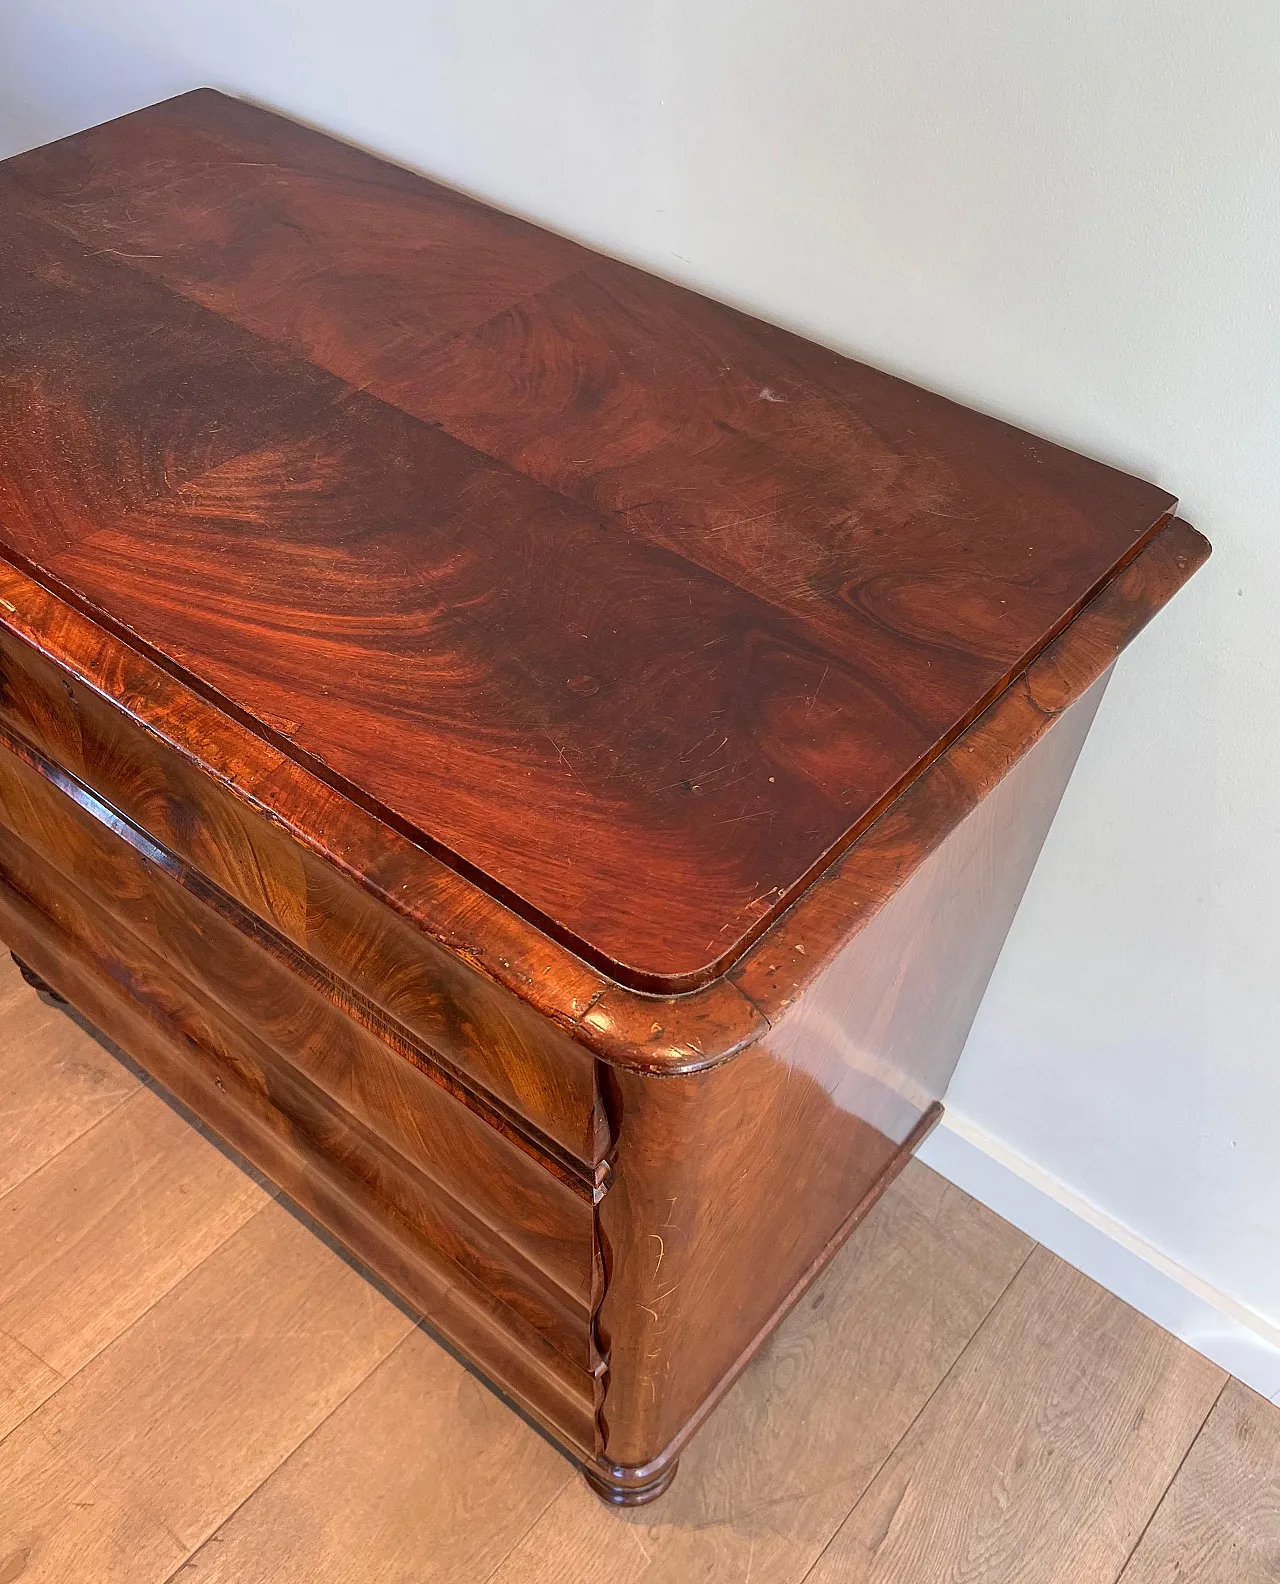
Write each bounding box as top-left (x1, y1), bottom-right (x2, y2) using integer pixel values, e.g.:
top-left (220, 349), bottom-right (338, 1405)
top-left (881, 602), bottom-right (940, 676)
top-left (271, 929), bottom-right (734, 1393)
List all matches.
top-left (0, 89), bottom-right (1208, 1501)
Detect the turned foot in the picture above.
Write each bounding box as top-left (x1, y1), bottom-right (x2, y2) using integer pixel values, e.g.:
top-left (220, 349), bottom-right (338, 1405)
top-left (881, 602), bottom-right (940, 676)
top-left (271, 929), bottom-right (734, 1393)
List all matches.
top-left (581, 1457), bottom-right (679, 1506)
top-left (11, 953), bottom-right (68, 1004)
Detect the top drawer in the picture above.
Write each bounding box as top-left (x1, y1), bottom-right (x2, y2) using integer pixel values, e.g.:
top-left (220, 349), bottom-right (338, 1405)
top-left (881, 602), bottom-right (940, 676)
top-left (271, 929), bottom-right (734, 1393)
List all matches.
top-left (0, 594), bottom-right (609, 1172)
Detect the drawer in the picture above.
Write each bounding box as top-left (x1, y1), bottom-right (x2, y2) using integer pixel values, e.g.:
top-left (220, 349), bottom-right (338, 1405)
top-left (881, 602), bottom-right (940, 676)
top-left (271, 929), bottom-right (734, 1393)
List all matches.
top-left (0, 610), bottom-right (608, 1169)
top-left (0, 722), bottom-right (600, 1377)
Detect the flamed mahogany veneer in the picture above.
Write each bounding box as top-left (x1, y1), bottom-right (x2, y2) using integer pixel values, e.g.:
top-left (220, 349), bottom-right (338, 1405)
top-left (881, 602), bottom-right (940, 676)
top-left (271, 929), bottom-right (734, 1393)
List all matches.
top-left (0, 89), bottom-right (1208, 1502)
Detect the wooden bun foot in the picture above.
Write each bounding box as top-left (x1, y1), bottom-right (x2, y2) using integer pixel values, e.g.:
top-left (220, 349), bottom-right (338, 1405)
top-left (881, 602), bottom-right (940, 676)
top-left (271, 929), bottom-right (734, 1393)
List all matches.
top-left (11, 952), bottom-right (67, 1004)
top-left (581, 1457), bottom-right (679, 1506)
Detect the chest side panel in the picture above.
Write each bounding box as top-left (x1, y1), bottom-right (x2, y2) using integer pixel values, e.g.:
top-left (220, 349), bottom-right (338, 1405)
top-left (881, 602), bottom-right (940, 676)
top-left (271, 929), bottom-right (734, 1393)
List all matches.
top-left (760, 667), bottom-right (1111, 1144)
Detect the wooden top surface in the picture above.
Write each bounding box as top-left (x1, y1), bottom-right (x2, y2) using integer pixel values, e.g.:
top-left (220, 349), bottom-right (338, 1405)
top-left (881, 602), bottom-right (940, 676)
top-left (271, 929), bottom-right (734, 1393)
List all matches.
top-left (0, 90), bottom-right (1178, 992)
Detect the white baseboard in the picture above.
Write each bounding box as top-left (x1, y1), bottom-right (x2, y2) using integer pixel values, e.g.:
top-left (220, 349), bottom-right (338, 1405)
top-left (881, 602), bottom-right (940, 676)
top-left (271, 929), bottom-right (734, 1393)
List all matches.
top-left (918, 1110), bottom-right (1280, 1403)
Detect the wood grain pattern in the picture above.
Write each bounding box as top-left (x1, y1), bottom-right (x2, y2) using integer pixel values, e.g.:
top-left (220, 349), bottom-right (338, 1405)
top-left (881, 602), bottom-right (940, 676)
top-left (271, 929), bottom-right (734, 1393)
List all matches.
top-left (0, 723), bottom-right (600, 1291)
top-left (728, 516), bottom-right (1209, 1031)
top-left (1118, 1380), bottom-right (1280, 1584)
top-left (803, 1247), bottom-right (1226, 1584)
top-left (0, 1196), bottom-right (415, 1584)
top-left (0, 821), bottom-right (600, 1460)
top-left (0, 731), bottom-right (600, 1359)
top-left (581, 666), bottom-right (1108, 1488)
top-left (492, 1163), bottom-right (1032, 1584)
top-left (0, 698), bottom-right (936, 1489)
top-left (758, 669), bottom-right (1109, 1144)
top-left (0, 1083), bottom-right (272, 1439)
top-left (592, 1065), bottom-right (929, 1480)
top-left (0, 87), bottom-right (1196, 990)
top-left (0, 536), bottom-right (1203, 1492)
top-left (0, 90), bottom-right (1215, 1512)
top-left (0, 511), bottom-right (1207, 1077)
top-left (0, 1340), bottom-right (61, 1471)
top-left (0, 589), bottom-right (608, 1163)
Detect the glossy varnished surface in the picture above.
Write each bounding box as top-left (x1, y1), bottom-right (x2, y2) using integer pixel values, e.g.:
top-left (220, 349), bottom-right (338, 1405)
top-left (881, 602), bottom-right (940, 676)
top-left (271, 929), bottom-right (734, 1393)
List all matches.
top-left (0, 824), bottom-right (601, 1459)
top-left (0, 515), bottom-right (1209, 1074)
top-left (0, 88), bottom-right (1187, 989)
top-left (0, 514), bottom-right (1211, 1496)
top-left (0, 583), bottom-right (610, 1165)
top-left (761, 670), bottom-right (1111, 1145)
top-left (0, 84), bottom-right (1217, 1519)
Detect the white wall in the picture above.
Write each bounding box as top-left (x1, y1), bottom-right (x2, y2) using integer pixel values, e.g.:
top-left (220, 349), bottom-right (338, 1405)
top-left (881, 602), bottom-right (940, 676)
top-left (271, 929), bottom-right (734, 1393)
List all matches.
top-left (3, 2), bottom-right (1277, 1343)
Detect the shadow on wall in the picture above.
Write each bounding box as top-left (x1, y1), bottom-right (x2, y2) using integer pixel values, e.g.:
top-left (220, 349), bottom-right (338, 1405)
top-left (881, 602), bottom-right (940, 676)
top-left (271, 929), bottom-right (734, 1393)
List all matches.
top-left (0, 10), bottom-right (189, 158)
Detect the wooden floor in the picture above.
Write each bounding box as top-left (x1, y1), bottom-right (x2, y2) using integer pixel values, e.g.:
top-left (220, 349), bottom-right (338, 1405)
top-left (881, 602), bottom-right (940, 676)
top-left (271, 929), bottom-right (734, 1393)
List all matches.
top-left (0, 951), bottom-right (1276, 1583)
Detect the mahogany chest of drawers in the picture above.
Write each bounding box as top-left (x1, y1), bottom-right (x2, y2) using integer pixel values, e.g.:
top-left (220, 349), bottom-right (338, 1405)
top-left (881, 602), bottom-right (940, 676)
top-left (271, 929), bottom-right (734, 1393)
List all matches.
top-left (0, 89), bottom-right (1208, 1502)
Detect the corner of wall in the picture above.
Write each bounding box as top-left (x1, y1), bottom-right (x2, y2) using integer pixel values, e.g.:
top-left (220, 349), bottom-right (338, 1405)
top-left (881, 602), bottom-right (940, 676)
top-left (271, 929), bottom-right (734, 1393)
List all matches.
top-left (918, 1110), bottom-right (1280, 1403)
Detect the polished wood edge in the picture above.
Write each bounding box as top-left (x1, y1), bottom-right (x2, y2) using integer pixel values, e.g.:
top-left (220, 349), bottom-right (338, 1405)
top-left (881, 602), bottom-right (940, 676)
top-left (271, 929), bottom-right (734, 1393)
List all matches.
top-left (612, 501), bottom-right (1182, 994)
top-left (0, 562), bottom-right (615, 1026)
top-left (0, 711), bottom-right (602, 1201)
top-left (585, 1101), bottom-right (944, 1501)
top-left (10, 949), bottom-right (67, 1002)
top-left (578, 976), bottom-right (769, 1074)
top-left (728, 517), bottom-right (1211, 1027)
top-left (572, 516), bottom-right (1209, 1069)
top-left (0, 518), bottom-right (1208, 1074)
top-left (0, 539), bottom-right (705, 1001)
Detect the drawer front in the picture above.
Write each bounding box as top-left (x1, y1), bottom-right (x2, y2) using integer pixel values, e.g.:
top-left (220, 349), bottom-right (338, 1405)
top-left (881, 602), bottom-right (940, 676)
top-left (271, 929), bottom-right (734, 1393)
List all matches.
top-left (0, 874), bottom-right (598, 1459)
top-left (0, 617), bottom-right (608, 1168)
top-left (0, 723), bottom-right (600, 1376)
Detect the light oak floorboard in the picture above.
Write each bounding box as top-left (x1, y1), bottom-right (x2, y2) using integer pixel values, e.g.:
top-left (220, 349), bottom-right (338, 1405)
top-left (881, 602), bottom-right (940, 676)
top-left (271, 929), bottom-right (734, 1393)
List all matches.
top-left (168, 1325), bottom-right (577, 1584)
top-left (802, 1245), bottom-right (1227, 1584)
top-left (0, 1083), bottom-right (274, 1439)
top-left (0, 1196), bottom-right (416, 1584)
top-left (1118, 1379), bottom-right (1280, 1584)
top-left (489, 1162), bottom-right (1033, 1584)
top-left (0, 1330), bottom-right (60, 1451)
top-left (0, 955), bottom-right (140, 1199)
